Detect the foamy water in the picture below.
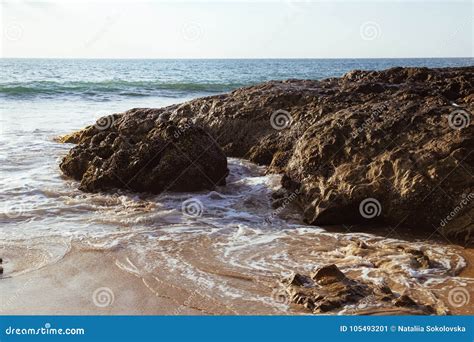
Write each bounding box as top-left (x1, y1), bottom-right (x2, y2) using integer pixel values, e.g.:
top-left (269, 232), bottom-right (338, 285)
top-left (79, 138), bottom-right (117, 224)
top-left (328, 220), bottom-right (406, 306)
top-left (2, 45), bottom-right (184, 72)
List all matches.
top-left (1, 146), bottom-right (471, 314)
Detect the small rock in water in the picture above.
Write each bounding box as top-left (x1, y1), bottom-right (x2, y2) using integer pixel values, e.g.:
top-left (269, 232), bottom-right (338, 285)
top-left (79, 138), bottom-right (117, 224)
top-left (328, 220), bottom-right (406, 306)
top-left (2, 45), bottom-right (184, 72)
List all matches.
top-left (280, 264), bottom-right (444, 315)
top-left (312, 264), bottom-right (346, 285)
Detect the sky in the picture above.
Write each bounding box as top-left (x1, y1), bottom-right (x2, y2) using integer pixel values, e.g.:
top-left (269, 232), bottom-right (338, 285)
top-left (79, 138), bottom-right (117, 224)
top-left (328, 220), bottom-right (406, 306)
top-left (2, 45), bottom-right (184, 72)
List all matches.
top-left (1, 0), bottom-right (472, 58)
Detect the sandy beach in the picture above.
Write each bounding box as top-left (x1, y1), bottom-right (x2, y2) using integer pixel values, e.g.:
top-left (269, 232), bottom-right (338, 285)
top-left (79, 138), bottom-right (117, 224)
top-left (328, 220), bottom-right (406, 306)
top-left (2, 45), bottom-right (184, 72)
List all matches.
top-left (2, 238), bottom-right (473, 315)
top-left (1, 247), bottom-right (202, 315)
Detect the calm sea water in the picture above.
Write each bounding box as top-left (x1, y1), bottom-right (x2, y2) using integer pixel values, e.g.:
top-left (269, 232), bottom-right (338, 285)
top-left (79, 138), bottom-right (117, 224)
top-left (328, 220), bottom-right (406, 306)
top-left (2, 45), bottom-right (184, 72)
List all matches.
top-left (1, 58), bottom-right (472, 314)
top-left (1, 58), bottom-right (473, 101)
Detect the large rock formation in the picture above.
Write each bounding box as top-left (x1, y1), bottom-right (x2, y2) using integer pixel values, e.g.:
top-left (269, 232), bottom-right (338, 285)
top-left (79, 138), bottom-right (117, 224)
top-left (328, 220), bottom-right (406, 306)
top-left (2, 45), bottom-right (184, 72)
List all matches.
top-left (59, 66), bottom-right (473, 241)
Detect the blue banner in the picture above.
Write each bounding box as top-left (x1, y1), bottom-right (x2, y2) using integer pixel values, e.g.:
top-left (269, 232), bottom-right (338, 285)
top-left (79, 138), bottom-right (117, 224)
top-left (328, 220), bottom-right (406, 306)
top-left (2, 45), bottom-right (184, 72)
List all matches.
top-left (0, 316), bottom-right (472, 342)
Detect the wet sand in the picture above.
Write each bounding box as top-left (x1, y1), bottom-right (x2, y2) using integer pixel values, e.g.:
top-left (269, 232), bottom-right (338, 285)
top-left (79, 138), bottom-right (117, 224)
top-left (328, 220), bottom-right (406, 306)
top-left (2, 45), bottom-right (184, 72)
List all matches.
top-left (1, 243), bottom-right (473, 315)
top-left (0, 248), bottom-right (202, 315)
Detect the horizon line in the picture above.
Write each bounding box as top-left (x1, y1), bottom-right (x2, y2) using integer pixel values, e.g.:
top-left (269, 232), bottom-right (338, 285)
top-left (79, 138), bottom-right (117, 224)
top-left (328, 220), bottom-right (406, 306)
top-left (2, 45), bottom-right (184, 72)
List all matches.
top-left (1, 56), bottom-right (473, 60)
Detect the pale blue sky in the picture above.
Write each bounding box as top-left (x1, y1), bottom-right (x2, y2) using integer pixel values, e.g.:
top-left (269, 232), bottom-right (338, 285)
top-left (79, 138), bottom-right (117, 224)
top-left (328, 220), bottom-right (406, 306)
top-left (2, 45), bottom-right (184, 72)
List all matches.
top-left (1, 0), bottom-right (472, 58)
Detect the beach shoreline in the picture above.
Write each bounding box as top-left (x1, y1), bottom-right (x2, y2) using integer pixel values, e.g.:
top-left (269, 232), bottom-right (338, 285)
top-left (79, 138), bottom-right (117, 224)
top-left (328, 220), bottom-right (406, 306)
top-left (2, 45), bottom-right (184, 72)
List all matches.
top-left (1, 240), bottom-right (473, 315)
top-left (0, 247), bottom-right (202, 315)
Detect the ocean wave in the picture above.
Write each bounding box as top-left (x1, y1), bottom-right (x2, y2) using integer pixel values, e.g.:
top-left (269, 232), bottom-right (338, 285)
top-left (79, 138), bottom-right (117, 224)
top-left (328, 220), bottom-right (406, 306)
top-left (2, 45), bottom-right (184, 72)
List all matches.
top-left (0, 80), bottom-right (245, 99)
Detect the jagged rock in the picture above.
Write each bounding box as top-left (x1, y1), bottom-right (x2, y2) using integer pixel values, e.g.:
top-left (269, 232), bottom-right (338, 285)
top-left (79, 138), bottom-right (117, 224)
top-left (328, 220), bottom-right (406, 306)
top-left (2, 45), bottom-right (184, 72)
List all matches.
top-left (59, 118), bottom-right (228, 193)
top-left (312, 264), bottom-right (347, 285)
top-left (166, 67), bottom-right (473, 241)
top-left (288, 273), bottom-right (312, 287)
top-left (59, 67), bottom-right (473, 240)
top-left (394, 293), bottom-right (418, 307)
top-left (283, 264), bottom-right (443, 315)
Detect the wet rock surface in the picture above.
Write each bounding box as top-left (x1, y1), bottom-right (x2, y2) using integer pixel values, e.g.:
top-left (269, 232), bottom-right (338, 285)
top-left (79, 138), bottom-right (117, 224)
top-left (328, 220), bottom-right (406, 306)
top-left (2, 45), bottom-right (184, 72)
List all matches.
top-left (60, 119), bottom-right (228, 193)
top-left (282, 264), bottom-right (447, 315)
top-left (59, 66), bottom-right (473, 240)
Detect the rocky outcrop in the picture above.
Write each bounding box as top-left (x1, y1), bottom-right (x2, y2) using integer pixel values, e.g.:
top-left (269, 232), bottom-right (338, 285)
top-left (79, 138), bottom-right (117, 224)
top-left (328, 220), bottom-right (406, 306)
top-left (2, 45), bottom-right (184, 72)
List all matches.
top-left (282, 264), bottom-right (447, 315)
top-left (59, 66), bottom-right (473, 241)
top-left (59, 118), bottom-right (228, 193)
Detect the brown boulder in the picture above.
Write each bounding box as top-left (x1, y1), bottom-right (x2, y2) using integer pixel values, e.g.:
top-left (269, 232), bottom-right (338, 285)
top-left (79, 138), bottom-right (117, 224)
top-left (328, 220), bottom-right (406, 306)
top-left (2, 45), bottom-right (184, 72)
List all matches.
top-left (59, 115), bottom-right (228, 194)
